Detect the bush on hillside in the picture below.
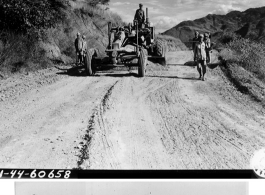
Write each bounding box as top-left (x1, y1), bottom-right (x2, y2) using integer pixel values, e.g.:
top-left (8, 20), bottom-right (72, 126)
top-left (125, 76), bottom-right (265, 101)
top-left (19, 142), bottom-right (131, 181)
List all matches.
top-left (75, 2), bottom-right (124, 27)
top-left (0, 31), bottom-right (51, 75)
top-left (86, 0), bottom-right (110, 6)
top-left (219, 36), bottom-right (265, 82)
top-left (0, 0), bottom-right (69, 34)
top-left (218, 31), bottom-right (240, 45)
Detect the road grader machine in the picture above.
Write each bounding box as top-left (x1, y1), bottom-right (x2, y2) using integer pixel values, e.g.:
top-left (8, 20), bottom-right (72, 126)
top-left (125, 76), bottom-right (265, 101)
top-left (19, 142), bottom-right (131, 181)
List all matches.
top-left (84, 7), bottom-right (167, 77)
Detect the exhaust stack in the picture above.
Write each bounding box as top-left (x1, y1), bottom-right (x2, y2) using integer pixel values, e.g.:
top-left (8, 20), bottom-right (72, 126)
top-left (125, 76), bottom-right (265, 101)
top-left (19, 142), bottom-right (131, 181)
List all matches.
top-left (108, 22), bottom-right (112, 48)
top-left (146, 7), bottom-right (149, 26)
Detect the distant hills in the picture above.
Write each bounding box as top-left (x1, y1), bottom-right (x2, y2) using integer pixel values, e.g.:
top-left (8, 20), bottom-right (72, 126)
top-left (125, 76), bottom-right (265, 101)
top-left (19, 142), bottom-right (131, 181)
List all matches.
top-left (162, 6), bottom-right (265, 47)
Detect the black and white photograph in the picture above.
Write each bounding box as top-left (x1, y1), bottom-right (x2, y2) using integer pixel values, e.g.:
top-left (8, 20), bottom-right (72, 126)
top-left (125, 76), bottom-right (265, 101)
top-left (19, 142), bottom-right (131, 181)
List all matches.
top-left (0, 0), bottom-right (265, 172)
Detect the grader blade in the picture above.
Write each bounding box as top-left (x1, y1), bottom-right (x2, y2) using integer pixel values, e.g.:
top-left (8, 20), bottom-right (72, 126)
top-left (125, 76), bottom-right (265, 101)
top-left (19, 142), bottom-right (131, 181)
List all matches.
top-left (96, 66), bottom-right (138, 73)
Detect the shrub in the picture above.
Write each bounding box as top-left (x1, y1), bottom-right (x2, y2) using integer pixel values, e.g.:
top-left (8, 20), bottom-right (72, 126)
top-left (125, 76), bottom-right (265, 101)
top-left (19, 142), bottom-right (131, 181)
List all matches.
top-left (0, 0), bottom-right (69, 35)
top-left (0, 31), bottom-right (51, 75)
top-left (74, 2), bottom-right (124, 27)
top-left (86, 0), bottom-right (110, 6)
top-left (219, 36), bottom-right (265, 82)
top-left (218, 31), bottom-right (240, 45)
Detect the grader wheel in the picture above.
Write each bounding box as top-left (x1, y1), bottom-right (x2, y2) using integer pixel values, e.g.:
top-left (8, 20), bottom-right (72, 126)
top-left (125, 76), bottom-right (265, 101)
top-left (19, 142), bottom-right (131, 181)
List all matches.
top-left (154, 39), bottom-right (167, 65)
top-left (138, 49), bottom-right (147, 77)
top-left (85, 49), bottom-right (97, 76)
top-left (155, 39), bottom-right (166, 57)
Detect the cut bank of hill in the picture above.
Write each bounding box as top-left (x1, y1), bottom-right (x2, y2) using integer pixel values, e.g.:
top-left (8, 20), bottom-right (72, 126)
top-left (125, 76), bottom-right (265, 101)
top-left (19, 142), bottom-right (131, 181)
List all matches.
top-left (0, 0), bottom-right (123, 78)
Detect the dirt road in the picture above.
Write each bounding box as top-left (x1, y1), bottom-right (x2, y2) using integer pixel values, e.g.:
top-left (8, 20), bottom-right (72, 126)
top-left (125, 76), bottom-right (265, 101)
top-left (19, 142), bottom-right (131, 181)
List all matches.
top-left (0, 51), bottom-right (265, 169)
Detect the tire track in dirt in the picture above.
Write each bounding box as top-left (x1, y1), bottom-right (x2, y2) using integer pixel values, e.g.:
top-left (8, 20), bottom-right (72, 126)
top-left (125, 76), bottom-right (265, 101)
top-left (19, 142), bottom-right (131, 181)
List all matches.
top-left (146, 63), bottom-right (265, 169)
top-left (87, 75), bottom-right (176, 169)
top-left (82, 60), bottom-right (265, 169)
top-left (77, 80), bottom-right (122, 169)
top-left (0, 70), bottom-right (121, 168)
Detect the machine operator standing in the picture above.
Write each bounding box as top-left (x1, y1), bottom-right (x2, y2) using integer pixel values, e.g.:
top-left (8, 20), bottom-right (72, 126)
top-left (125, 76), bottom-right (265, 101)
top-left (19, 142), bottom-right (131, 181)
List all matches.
top-left (134, 3), bottom-right (145, 28)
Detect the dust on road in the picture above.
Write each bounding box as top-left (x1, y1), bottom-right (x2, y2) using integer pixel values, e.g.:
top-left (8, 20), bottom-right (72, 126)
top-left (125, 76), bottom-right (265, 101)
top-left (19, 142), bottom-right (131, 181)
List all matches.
top-left (0, 52), bottom-right (265, 169)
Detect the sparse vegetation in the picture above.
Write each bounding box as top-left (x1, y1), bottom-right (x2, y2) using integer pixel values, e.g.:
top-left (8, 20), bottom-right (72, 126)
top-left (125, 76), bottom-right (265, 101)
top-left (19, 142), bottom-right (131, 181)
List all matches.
top-left (74, 2), bottom-right (124, 26)
top-left (86, 0), bottom-right (110, 6)
top-left (218, 32), bottom-right (240, 45)
top-left (0, 0), bottom-right (124, 77)
top-left (0, 0), bottom-right (69, 35)
top-left (218, 32), bottom-right (265, 104)
top-left (219, 32), bottom-right (265, 82)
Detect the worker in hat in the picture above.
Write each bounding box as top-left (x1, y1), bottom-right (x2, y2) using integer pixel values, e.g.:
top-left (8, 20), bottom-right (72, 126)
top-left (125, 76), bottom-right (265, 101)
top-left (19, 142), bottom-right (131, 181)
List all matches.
top-left (81, 35), bottom-right (87, 63)
top-left (194, 34), bottom-right (207, 81)
top-left (75, 32), bottom-right (83, 66)
top-left (113, 26), bottom-right (125, 48)
top-left (134, 3), bottom-right (145, 28)
top-left (204, 32), bottom-right (211, 63)
top-left (192, 31), bottom-right (199, 57)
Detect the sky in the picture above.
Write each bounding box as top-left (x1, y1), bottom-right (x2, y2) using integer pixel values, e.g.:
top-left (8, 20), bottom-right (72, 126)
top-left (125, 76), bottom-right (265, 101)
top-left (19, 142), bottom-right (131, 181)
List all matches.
top-left (108, 0), bottom-right (265, 33)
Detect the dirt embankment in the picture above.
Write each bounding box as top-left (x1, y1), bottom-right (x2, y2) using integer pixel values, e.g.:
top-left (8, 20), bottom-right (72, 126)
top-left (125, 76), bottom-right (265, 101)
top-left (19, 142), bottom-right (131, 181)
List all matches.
top-left (0, 51), bottom-right (265, 169)
top-left (220, 61), bottom-right (265, 107)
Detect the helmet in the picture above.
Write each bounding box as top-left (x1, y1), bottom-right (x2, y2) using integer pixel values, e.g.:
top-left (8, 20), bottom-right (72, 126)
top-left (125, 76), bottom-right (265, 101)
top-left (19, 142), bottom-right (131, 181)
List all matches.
top-left (82, 35), bottom-right (86, 39)
top-left (77, 32), bottom-right (81, 36)
top-left (199, 34), bottom-right (204, 38)
top-left (204, 33), bottom-right (209, 37)
top-left (195, 31), bottom-right (199, 35)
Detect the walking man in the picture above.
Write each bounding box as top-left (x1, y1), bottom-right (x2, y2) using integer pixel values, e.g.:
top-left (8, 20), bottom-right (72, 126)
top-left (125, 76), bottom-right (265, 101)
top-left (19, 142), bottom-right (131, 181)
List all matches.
top-left (194, 34), bottom-right (207, 81)
top-left (134, 3), bottom-right (145, 28)
top-left (82, 35), bottom-right (87, 62)
top-left (75, 32), bottom-right (83, 66)
top-left (204, 32), bottom-right (211, 63)
top-left (192, 31), bottom-right (199, 61)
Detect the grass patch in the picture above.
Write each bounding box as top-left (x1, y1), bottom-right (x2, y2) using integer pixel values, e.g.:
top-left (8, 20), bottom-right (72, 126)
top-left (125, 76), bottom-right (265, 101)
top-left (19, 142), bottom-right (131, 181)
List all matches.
top-left (218, 32), bottom-right (265, 104)
top-left (219, 34), bottom-right (265, 83)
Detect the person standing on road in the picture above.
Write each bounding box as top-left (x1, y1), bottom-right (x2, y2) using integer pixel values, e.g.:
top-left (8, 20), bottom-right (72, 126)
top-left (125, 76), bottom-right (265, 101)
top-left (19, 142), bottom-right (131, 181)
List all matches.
top-left (192, 31), bottom-right (199, 60)
top-left (134, 3), bottom-right (145, 28)
top-left (204, 32), bottom-right (211, 63)
top-left (75, 32), bottom-right (83, 66)
top-left (82, 35), bottom-right (87, 62)
top-left (194, 34), bottom-right (207, 81)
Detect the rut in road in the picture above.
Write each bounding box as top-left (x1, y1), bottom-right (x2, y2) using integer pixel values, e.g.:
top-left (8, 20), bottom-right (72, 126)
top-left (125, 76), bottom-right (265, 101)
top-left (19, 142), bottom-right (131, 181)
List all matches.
top-left (76, 80), bottom-right (120, 169)
top-left (79, 63), bottom-right (265, 169)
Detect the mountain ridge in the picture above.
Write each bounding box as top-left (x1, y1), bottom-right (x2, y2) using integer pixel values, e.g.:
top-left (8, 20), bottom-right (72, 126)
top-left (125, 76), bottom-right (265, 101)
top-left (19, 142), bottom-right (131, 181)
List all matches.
top-left (162, 6), bottom-right (265, 46)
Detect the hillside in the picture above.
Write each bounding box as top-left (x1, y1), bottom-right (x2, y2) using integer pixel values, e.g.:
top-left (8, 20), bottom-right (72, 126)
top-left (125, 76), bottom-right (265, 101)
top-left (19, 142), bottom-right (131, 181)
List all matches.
top-left (163, 6), bottom-right (265, 47)
top-left (0, 0), bottom-right (123, 77)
